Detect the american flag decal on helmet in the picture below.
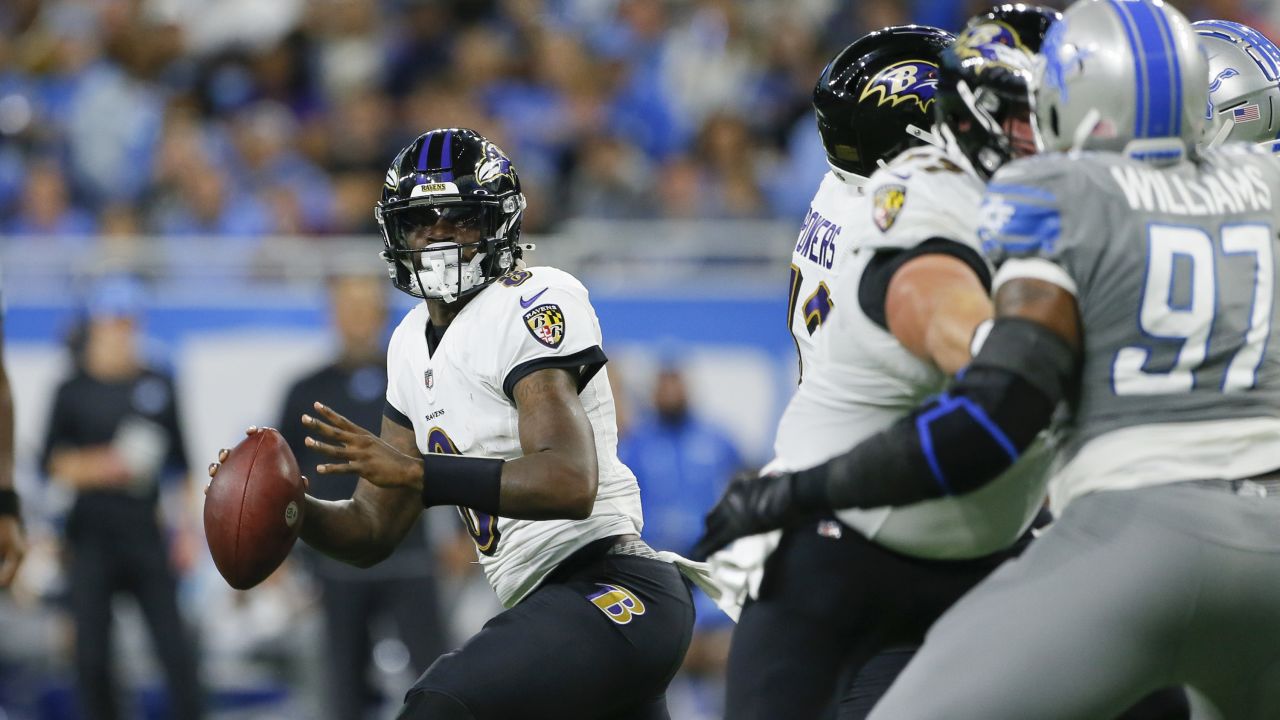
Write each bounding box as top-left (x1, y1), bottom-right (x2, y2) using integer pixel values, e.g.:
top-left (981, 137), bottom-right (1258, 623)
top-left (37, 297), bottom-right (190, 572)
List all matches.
top-left (1233, 104), bottom-right (1262, 123)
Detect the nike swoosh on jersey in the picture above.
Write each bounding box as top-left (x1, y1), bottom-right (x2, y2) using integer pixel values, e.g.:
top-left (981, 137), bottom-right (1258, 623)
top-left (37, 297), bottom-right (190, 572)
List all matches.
top-left (519, 288), bottom-right (548, 308)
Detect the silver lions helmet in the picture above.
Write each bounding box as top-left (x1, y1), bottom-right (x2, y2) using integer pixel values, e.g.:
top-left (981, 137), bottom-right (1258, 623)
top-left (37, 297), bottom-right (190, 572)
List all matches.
top-left (1194, 20), bottom-right (1280, 150)
top-left (1036, 0), bottom-right (1207, 160)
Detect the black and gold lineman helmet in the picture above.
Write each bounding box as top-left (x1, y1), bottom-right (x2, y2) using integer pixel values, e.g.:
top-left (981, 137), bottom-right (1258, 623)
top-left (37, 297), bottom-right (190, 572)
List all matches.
top-left (935, 5), bottom-right (1061, 178)
top-left (813, 25), bottom-right (956, 178)
top-left (376, 128), bottom-right (528, 302)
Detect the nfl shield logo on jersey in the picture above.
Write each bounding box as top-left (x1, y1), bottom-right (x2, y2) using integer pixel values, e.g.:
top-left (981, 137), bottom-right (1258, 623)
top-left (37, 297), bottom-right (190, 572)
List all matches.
top-left (424, 369), bottom-right (434, 389)
top-left (873, 184), bottom-right (907, 232)
top-left (522, 304), bottom-right (565, 348)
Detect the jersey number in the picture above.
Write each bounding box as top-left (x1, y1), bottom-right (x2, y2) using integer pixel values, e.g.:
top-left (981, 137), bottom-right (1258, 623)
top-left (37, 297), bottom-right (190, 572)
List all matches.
top-left (788, 264), bottom-right (835, 377)
top-left (1113, 223), bottom-right (1274, 395)
top-left (427, 427), bottom-right (502, 555)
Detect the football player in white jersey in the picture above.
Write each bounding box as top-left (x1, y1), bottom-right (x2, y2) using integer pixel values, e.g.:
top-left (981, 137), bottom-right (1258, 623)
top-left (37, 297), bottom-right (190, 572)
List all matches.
top-left (698, 15), bottom-right (1060, 720)
top-left (216, 129), bottom-right (697, 719)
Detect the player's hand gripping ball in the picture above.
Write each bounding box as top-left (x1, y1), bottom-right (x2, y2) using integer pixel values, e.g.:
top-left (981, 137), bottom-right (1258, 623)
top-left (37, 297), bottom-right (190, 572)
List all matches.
top-left (204, 428), bottom-right (306, 590)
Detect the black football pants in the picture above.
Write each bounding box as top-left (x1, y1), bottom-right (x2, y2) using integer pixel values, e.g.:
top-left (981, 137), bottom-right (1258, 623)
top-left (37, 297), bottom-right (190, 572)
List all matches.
top-left (398, 551), bottom-right (693, 720)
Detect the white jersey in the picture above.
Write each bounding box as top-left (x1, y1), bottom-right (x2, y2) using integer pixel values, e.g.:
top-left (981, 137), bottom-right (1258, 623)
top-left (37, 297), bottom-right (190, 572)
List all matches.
top-left (385, 266), bottom-right (642, 607)
top-left (771, 146), bottom-right (1051, 559)
top-left (787, 171), bottom-right (867, 379)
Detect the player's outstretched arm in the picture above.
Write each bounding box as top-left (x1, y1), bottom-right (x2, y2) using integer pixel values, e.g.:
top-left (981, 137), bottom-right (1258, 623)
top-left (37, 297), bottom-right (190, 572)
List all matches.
top-left (808, 277), bottom-right (1080, 508)
top-left (885, 253), bottom-right (994, 375)
top-left (298, 414), bottom-right (424, 567)
top-left (694, 278), bottom-right (1080, 559)
top-left (303, 368), bottom-right (599, 522)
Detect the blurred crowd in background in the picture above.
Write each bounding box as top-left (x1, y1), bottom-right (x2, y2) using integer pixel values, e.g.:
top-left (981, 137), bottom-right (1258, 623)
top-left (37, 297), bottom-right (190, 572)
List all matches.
top-left (0, 0), bottom-right (1058, 243)
top-left (3, 0), bottom-right (1279, 718)
top-left (4, 0), bottom-right (1273, 239)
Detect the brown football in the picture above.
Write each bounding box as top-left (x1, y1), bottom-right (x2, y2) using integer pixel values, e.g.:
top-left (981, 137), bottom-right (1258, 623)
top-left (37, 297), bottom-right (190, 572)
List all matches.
top-left (204, 428), bottom-right (305, 590)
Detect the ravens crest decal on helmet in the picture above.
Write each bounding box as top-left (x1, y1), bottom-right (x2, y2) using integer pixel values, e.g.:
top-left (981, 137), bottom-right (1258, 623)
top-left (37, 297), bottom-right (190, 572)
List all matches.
top-left (858, 60), bottom-right (942, 113)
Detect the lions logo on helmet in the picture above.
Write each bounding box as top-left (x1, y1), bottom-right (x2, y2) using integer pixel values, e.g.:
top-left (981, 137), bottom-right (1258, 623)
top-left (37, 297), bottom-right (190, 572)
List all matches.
top-left (858, 60), bottom-right (941, 113)
top-left (1040, 20), bottom-right (1089, 103)
top-left (1209, 67), bottom-right (1241, 93)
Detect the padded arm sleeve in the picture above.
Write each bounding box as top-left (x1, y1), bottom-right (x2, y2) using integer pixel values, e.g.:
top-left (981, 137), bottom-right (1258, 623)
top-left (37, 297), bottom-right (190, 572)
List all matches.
top-left (792, 317), bottom-right (1078, 510)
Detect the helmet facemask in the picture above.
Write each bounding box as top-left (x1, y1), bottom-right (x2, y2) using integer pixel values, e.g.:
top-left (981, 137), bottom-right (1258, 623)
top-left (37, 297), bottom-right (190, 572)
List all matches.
top-left (377, 197), bottom-right (524, 303)
top-left (937, 38), bottom-right (1040, 180)
top-left (955, 77), bottom-right (1037, 176)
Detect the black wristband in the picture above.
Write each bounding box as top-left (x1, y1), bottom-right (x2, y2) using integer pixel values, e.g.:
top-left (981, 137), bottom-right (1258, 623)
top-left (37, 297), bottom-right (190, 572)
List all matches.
top-left (420, 455), bottom-right (503, 514)
top-left (0, 488), bottom-right (20, 518)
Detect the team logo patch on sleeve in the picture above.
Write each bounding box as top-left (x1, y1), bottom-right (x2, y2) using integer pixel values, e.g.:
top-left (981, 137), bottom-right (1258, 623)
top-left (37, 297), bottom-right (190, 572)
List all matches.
top-left (873, 184), bottom-right (908, 232)
top-left (522, 303), bottom-right (565, 348)
top-left (587, 584), bottom-right (646, 625)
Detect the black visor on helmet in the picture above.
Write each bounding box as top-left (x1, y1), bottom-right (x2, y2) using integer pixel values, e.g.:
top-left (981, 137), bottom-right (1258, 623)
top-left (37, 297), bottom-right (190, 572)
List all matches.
top-left (381, 201), bottom-right (497, 252)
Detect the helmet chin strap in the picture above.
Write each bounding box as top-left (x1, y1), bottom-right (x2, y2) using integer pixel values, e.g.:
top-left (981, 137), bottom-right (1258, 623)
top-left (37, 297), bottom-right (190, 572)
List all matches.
top-left (937, 123), bottom-right (983, 179)
top-left (1207, 116), bottom-right (1234, 148)
top-left (906, 123), bottom-right (945, 148)
top-left (1068, 108), bottom-right (1102, 155)
top-left (866, 124), bottom-right (945, 178)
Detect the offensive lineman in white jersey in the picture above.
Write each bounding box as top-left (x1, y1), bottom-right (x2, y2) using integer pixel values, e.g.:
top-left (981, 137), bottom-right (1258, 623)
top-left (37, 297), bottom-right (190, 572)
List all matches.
top-left (700, 16), bottom-right (1059, 720)
top-left (215, 129), bottom-right (697, 720)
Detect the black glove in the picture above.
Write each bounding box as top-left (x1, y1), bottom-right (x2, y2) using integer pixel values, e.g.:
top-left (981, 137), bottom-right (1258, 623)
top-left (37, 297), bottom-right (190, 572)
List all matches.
top-left (691, 471), bottom-right (817, 561)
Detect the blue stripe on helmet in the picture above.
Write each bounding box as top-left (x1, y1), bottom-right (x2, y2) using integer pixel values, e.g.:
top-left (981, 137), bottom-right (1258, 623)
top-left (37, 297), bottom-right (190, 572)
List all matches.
top-left (416, 132), bottom-right (434, 171)
top-left (1108, 0), bottom-right (1149, 138)
top-left (1125, 0), bottom-right (1176, 137)
top-left (1196, 21), bottom-right (1280, 81)
top-left (440, 130), bottom-right (454, 181)
top-left (1150, 2), bottom-right (1183, 137)
top-left (1237, 22), bottom-right (1280, 81)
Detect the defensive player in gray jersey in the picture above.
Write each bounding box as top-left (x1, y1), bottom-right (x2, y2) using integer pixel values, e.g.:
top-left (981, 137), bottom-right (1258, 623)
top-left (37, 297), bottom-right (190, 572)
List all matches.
top-left (697, 1), bottom-right (1280, 718)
